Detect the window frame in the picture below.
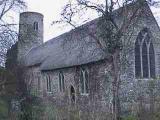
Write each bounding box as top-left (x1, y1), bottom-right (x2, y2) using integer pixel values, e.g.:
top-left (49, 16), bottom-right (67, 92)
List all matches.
top-left (79, 68), bottom-right (89, 95)
top-left (37, 76), bottom-right (41, 91)
top-left (59, 71), bottom-right (65, 92)
top-left (33, 22), bottom-right (38, 31)
top-left (46, 75), bottom-right (52, 93)
top-left (135, 28), bottom-right (156, 79)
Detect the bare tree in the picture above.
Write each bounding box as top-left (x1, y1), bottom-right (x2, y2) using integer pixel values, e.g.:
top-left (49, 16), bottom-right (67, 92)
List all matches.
top-left (54, 0), bottom-right (159, 120)
top-left (0, 0), bottom-right (26, 66)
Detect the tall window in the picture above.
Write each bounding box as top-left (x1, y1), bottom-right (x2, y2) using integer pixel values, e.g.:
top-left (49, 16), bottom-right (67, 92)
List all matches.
top-left (135, 28), bottom-right (155, 78)
top-left (37, 76), bottom-right (41, 90)
top-left (46, 75), bottom-right (51, 92)
top-left (59, 72), bottom-right (65, 92)
top-left (33, 22), bottom-right (38, 31)
top-left (80, 68), bottom-right (89, 94)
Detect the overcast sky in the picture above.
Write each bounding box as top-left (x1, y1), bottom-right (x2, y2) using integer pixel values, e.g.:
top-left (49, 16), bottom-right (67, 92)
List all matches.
top-left (25, 0), bottom-right (160, 42)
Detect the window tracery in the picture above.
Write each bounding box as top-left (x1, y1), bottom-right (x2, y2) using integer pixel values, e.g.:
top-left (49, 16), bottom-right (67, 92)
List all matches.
top-left (135, 28), bottom-right (155, 78)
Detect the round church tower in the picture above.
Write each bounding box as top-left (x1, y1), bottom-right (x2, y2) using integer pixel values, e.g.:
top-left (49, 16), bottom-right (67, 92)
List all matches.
top-left (18, 12), bottom-right (43, 62)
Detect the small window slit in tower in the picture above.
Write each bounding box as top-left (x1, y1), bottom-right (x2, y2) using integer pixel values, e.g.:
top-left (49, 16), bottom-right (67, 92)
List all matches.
top-left (34, 22), bottom-right (38, 31)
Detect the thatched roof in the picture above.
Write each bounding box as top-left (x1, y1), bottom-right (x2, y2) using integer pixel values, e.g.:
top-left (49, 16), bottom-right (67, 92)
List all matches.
top-left (24, 18), bottom-right (107, 70)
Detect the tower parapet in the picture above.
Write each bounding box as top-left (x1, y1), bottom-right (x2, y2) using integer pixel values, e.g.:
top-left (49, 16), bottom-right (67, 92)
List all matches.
top-left (18, 12), bottom-right (43, 62)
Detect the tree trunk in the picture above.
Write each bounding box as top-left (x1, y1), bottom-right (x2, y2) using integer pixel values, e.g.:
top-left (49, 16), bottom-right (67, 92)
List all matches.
top-left (112, 49), bottom-right (121, 120)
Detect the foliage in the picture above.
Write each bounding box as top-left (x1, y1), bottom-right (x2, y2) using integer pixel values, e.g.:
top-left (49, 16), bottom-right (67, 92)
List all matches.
top-left (0, 67), bottom-right (18, 119)
top-left (0, 97), bottom-right (9, 120)
top-left (44, 103), bottom-right (57, 120)
top-left (0, 66), bottom-right (17, 96)
top-left (18, 95), bottom-right (57, 120)
top-left (18, 96), bottom-right (45, 120)
top-left (153, 111), bottom-right (160, 120)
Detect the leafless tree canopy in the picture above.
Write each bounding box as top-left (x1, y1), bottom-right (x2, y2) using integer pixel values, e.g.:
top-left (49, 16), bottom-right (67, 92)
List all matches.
top-left (54, 0), bottom-right (159, 53)
top-left (0, 0), bottom-right (26, 66)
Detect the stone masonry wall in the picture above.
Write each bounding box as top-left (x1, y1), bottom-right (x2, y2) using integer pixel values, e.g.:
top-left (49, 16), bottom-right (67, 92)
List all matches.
top-left (18, 12), bottom-right (43, 62)
top-left (25, 59), bottom-right (113, 120)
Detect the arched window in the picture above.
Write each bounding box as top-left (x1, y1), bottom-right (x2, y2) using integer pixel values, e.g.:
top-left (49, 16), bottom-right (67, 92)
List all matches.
top-left (135, 28), bottom-right (155, 78)
top-left (149, 42), bottom-right (156, 78)
top-left (37, 76), bottom-right (41, 90)
top-left (80, 68), bottom-right (89, 94)
top-left (46, 75), bottom-right (51, 92)
top-left (142, 41), bottom-right (149, 78)
top-left (135, 39), bottom-right (141, 78)
top-left (33, 22), bottom-right (38, 31)
top-left (59, 71), bottom-right (65, 92)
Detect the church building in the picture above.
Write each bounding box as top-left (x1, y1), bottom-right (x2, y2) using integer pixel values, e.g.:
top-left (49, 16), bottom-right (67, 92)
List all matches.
top-left (6, 1), bottom-right (160, 120)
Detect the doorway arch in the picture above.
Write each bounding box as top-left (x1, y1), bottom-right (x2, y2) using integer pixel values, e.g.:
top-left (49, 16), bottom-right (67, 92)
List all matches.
top-left (70, 85), bottom-right (76, 104)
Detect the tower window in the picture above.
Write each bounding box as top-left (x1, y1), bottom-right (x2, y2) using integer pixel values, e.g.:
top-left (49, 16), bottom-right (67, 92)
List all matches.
top-left (135, 28), bottom-right (155, 79)
top-left (33, 22), bottom-right (38, 31)
top-left (80, 68), bottom-right (89, 94)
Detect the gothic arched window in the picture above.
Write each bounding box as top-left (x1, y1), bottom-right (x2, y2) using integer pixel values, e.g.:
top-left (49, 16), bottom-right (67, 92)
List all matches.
top-left (80, 68), bottom-right (89, 94)
top-left (33, 22), bottom-right (38, 31)
top-left (59, 71), bottom-right (65, 92)
top-left (135, 39), bottom-right (141, 78)
top-left (46, 75), bottom-right (51, 92)
top-left (135, 28), bottom-right (155, 78)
